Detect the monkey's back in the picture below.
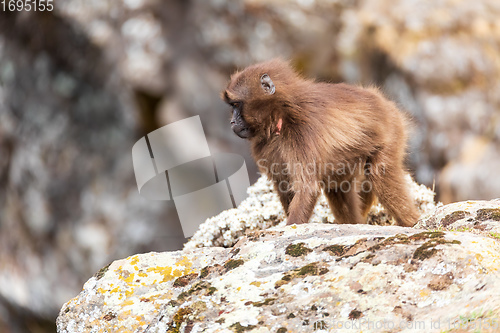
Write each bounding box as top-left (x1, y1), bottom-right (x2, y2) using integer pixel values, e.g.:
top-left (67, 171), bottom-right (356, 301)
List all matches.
top-left (296, 83), bottom-right (408, 164)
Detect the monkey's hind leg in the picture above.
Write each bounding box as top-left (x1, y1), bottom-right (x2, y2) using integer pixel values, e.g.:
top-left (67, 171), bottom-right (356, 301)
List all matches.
top-left (359, 187), bottom-right (376, 219)
top-left (368, 167), bottom-right (419, 227)
top-left (274, 184), bottom-right (295, 217)
top-left (325, 187), bottom-right (365, 225)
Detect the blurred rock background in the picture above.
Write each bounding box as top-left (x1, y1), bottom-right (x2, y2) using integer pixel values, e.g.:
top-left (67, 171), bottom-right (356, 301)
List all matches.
top-left (0, 0), bottom-right (499, 331)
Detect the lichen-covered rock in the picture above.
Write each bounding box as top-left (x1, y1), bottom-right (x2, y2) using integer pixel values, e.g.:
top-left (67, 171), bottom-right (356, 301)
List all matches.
top-left (57, 223), bottom-right (500, 333)
top-left (184, 175), bottom-right (439, 249)
top-left (416, 199), bottom-right (500, 239)
top-left (4, 0), bottom-right (500, 329)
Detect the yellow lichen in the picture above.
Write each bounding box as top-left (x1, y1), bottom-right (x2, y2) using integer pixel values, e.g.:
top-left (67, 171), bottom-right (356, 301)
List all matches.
top-left (121, 300), bottom-right (134, 306)
top-left (123, 273), bottom-right (135, 284)
top-left (419, 289), bottom-right (430, 298)
top-left (121, 310), bottom-right (131, 317)
top-left (130, 256), bottom-right (140, 265)
top-left (175, 256), bottom-right (193, 270)
top-left (147, 266), bottom-right (174, 282)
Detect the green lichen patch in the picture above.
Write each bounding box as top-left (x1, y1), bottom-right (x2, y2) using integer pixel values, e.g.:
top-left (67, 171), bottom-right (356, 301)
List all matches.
top-left (199, 266), bottom-right (210, 279)
top-left (297, 262), bottom-right (329, 276)
top-left (166, 302), bottom-right (206, 333)
top-left (275, 279), bottom-right (288, 289)
top-left (413, 238), bottom-right (461, 260)
top-left (246, 230), bottom-right (284, 242)
top-left (285, 242), bottom-right (313, 257)
top-left (490, 232), bottom-right (500, 240)
top-left (367, 234), bottom-right (410, 252)
top-left (173, 273), bottom-right (198, 287)
top-left (275, 263), bottom-right (328, 288)
top-left (323, 237), bottom-right (381, 261)
top-left (326, 232), bottom-right (459, 265)
top-left (230, 322), bottom-right (256, 332)
top-left (177, 291), bottom-right (188, 301)
top-left (168, 300), bottom-right (179, 307)
top-left (409, 231), bottom-right (445, 241)
top-left (230, 247), bottom-right (241, 256)
top-left (323, 244), bottom-right (349, 256)
top-left (192, 300), bottom-right (208, 313)
top-left (252, 298), bottom-right (276, 307)
top-left (198, 264), bottom-right (223, 279)
top-left (94, 263), bottom-right (111, 280)
top-left (383, 234), bottom-right (411, 244)
top-left (441, 211), bottom-right (468, 227)
top-left (224, 259), bottom-right (244, 271)
top-left (188, 281), bottom-right (216, 295)
top-left (453, 309), bottom-right (496, 329)
top-left (275, 274), bottom-right (292, 289)
top-left (476, 208), bottom-right (500, 222)
top-left (177, 281), bottom-right (217, 301)
top-left (451, 226), bottom-right (474, 232)
top-left (167, 307), bottom-right (193, 333)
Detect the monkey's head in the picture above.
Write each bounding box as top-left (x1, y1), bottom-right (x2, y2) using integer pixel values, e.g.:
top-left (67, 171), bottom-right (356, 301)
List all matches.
top-left (222, 59), bottom-right (298, 139)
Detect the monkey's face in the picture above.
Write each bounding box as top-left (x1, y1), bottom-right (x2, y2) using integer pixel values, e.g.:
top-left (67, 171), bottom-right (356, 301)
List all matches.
top-left (228, 101), bottom-right (251, 139)
top-left (222, 71), bottom-right (277, 140)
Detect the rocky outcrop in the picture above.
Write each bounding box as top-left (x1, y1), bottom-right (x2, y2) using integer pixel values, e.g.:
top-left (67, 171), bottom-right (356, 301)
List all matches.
top-left (3, 0), bottom-right (500, 330)
top-left (184, 175), bottom-right (439, 249)
top-left (57, 218), bottom-right (500, 332)
top-left (416, 199), bottom-right (500, 236)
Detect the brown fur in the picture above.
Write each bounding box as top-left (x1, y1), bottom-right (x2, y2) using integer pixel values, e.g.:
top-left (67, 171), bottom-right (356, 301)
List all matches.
top-left (222, 59), bottom-right (419, 227)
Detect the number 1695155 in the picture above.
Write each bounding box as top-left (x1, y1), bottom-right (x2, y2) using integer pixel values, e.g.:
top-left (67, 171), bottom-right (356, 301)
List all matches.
top-left (1, 0), bottom-right (54, 11)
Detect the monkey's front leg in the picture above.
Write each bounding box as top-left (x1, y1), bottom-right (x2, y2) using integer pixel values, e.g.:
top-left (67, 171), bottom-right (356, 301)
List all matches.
top-left (286, 183), bottom-right (320, 225)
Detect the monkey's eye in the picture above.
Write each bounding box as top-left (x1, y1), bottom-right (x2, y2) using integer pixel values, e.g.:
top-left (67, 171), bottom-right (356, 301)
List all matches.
top-left (230, 102), bottom-right (242, 109)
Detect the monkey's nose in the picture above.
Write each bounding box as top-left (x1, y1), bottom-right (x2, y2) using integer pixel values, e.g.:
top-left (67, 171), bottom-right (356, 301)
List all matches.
top-left (230, 120), bottom-right (236, 125)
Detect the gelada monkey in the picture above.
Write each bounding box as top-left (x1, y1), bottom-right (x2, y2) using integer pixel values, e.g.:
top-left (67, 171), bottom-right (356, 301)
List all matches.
top-left (222, 59), bottom-right (419, 227)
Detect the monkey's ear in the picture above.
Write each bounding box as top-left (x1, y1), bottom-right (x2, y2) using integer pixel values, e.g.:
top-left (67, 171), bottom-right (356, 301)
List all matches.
top-left (260, 74), bottom-right (276, 95)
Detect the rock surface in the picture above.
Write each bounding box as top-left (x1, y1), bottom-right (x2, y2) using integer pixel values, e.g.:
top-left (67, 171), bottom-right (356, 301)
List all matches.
top-left (184, 175), bottom-right (439, 249)
top-left (57, 213), bottom-right (500, 332)
top-left (416, 199), bottom-right (500, 237)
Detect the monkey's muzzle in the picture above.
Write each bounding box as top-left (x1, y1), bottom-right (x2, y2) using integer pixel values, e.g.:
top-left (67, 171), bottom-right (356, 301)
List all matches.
top-left (232, 125), bottom-right (251, 139)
